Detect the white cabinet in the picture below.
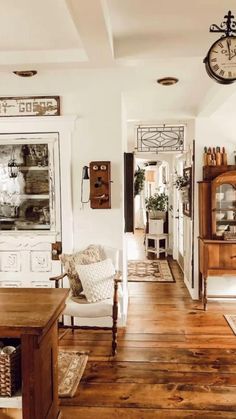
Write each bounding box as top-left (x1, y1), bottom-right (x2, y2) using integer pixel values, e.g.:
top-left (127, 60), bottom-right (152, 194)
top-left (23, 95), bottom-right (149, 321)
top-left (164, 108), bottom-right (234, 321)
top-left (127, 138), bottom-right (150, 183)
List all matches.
top-left (0, 117), bottom-right (76, 288)
top-left (0, 133), bottom-right (60, 287)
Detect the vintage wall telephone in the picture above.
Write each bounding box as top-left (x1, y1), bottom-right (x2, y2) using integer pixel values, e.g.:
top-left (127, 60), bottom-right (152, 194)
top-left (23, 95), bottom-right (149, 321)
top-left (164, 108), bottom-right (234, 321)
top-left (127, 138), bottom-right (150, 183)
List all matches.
top-left (81, 161), bottom-right (111, 209)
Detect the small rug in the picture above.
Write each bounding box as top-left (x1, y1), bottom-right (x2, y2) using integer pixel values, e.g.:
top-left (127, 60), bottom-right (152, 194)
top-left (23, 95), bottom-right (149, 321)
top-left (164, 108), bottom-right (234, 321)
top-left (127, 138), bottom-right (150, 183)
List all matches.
top-left (128, 260), bottom-right (174, 282)
top-left (224, 315), bottom-right (236, 335)
top-left (58, 350), bottom-right (88, 398)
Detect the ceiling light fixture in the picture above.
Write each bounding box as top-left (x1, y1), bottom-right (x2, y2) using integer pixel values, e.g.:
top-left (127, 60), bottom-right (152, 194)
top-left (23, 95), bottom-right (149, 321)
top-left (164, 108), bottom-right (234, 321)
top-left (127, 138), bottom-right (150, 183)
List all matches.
top-left (157, 77), bottom-right (179, 86)
top-left (13, 70), bottom-right (37, 77)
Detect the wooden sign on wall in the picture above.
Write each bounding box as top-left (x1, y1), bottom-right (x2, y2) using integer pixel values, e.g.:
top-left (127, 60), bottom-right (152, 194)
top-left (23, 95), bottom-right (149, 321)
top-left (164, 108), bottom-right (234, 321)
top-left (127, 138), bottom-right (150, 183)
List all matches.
top-left (0, 96), bottom-right (60, 117)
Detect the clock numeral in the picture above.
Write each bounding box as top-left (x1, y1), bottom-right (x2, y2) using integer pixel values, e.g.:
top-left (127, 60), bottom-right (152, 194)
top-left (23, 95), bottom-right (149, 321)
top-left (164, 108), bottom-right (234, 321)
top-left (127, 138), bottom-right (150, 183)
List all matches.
top-left (211, 58), bottom-right (217, 62)
top-left (228, 71), bottom-right (232, 78)
top-left (219, 70), bottom-right (225, 76)
top-left (213, 64), bottom-right (219, 71)
top-left (218, 42), bottom-right (224, 48)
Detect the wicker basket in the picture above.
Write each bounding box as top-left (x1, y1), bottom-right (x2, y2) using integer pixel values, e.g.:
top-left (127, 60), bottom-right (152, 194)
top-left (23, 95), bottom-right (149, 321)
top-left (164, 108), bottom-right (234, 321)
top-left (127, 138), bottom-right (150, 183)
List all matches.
top-left (0, 345), bottom-right (21, 397)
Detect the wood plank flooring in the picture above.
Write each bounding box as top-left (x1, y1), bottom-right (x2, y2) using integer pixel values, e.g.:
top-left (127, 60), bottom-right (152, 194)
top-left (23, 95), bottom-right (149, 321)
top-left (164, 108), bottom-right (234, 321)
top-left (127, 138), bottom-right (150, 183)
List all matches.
top-left (60, 259), bottom-right (236, 418)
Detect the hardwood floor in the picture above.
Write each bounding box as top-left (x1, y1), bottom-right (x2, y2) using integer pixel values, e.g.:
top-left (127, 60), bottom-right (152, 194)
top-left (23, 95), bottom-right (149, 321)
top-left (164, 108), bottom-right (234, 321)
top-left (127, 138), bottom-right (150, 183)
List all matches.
top-left (126, 229), bottom-right (146, 260)
top-left (60, 260), bottom-right (236, 419)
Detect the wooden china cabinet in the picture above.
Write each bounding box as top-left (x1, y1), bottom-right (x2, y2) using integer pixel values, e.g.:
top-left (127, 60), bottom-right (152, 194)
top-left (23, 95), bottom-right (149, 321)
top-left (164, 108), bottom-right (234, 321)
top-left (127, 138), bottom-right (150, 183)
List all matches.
top-left (199, 166), bottom-right (236, 310)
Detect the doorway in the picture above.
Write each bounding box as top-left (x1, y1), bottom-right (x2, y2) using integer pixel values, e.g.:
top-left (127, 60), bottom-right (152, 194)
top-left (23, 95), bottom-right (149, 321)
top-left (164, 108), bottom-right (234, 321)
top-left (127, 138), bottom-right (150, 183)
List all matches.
top-left (124, 152), bottom-right (194, 289)
top-left (126, 154), bottom-right (171, 262)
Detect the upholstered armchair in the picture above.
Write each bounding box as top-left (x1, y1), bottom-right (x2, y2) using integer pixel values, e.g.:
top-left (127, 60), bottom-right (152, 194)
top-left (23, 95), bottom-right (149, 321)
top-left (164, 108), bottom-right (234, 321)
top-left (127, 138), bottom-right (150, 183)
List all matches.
top-left (50, 245), bottom-right (121, 356)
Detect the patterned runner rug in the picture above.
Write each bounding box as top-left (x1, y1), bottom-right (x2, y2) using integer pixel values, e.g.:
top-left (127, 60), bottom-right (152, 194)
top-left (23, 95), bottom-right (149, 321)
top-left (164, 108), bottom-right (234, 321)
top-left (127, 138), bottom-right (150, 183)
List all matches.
top-left (128, 260), bottom-right (175, 282)
top-left (224, 315), bottom-right (236, 335)
top-left (58, 350), bottom-right (88, 398)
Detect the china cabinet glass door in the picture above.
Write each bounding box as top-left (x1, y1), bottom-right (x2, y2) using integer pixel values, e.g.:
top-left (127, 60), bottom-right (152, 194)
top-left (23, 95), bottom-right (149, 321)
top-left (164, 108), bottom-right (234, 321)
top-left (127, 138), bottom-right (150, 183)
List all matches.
top-left (212, 172), bottom-right (236, 239)
top-left (0, 138), bottom-right (58, 232)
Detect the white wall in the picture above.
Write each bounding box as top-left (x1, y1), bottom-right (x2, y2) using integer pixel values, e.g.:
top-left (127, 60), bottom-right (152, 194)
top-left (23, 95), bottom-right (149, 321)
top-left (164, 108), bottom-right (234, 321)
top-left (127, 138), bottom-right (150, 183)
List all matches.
top-left (194, 116), bottom-right (236, 297)
top-left (72, 82), bottom-right (123, 251)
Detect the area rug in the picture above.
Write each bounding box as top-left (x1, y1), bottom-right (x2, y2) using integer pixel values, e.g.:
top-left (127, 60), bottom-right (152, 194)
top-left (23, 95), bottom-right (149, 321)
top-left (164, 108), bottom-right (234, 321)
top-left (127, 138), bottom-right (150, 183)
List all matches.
top-left (224, 315), bottom-right (236, 335)
top-left (128, 260), bottom-right (175, 282)
top-left (58, 350), bottom-right (88, 398)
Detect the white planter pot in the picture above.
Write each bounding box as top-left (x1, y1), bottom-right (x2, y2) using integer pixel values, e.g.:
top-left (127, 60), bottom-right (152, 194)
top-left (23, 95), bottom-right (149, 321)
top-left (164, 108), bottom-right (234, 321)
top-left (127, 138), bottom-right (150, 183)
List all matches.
top-left (149, 219), bottom-right (164, 234)
top-left (149, 210), bottom-right (166, 220)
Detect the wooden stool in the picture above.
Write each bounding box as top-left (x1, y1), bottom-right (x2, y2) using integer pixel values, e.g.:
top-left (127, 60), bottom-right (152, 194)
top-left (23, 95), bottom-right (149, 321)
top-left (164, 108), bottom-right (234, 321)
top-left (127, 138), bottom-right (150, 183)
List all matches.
top-left (145, 233), bottom-right (168, 258)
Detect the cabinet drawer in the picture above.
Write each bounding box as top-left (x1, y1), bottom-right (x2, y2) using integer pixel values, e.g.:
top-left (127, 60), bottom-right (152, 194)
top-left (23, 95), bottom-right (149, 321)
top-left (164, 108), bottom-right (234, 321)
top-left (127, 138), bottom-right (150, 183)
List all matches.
top-left (207, 244), bottom-right (236, 269)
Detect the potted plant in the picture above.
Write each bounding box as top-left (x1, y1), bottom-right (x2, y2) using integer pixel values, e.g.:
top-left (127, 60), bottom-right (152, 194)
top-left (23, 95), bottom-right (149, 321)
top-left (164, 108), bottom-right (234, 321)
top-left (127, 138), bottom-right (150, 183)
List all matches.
top-left (134, 166), bottom-right (145, 197)
top-left (173, 172), bottom-right (189, 190)
top-left (173, 172), bottom-right (190, 202)
top-left (145, 192), bottom-right (168, 219)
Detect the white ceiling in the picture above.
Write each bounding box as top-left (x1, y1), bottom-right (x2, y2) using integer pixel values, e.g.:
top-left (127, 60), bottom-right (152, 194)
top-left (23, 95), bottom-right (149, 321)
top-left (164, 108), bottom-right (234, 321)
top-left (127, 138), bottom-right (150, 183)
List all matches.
top-left (0, 0), bottom-right (236, 119)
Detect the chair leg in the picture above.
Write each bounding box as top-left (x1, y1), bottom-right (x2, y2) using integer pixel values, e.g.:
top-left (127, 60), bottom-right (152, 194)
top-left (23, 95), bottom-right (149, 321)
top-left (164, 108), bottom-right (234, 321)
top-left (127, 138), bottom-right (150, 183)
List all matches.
top-left (71, 316), bottom-right (75, 334)
top-left (112, 279), bottom-right (119, 356)
top-left (112, 319), bottom-right (118, 356)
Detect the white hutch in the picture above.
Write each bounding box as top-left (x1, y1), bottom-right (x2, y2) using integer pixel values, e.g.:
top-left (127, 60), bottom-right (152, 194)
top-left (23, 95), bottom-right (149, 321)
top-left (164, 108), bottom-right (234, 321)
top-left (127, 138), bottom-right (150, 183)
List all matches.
top-left (0, 116), bottom-right (76, 288)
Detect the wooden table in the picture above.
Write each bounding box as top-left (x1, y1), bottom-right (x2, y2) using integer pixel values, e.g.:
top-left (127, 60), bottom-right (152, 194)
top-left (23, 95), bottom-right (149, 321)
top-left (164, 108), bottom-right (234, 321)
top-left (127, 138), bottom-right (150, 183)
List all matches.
top-left (0, 288), bottom-right (69, 419)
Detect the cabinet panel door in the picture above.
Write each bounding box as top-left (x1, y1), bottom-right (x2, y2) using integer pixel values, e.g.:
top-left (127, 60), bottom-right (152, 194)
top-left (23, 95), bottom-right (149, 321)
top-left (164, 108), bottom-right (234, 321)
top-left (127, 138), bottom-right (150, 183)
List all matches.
top-left (207, 243), bottom-right (236, 269)
top-left (220, 244), bottom-right (236, 269)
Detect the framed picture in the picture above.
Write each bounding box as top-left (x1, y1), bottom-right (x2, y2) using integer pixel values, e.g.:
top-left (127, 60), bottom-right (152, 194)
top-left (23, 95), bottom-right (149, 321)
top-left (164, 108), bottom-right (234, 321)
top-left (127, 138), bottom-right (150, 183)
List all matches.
top-left (183, 167), bottom-right (192, 218)
top-left (0, 96), bottom-right (60, 117)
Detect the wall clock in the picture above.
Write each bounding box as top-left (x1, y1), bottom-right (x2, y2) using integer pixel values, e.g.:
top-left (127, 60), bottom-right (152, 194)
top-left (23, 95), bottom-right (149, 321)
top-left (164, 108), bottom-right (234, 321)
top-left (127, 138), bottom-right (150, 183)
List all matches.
top-left (204, 11), bottom-right (236, 84)
top-left (204, 36), bottom-right (236, 84)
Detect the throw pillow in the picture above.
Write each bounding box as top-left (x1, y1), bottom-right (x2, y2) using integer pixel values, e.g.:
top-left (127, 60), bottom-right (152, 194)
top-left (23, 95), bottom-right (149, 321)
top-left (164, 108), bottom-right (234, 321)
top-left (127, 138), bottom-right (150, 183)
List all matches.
top-left (60, 245), bottom-right (105, 297)
top-left (75, 258), bottom-right (115, 303)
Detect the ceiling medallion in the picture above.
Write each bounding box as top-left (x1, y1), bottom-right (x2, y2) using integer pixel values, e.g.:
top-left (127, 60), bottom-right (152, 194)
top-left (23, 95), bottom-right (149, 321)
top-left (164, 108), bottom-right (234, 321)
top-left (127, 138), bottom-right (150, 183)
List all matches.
top-left (13, 70), bottom-right (37, 77)
top-left (157, 77), bottom-right (179, 86)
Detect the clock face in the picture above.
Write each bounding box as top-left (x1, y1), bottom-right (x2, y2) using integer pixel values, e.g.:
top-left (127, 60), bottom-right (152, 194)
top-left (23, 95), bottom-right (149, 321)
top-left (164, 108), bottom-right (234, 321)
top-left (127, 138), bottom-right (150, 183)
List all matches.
top-left (206, 36), bottom-right (236, 83)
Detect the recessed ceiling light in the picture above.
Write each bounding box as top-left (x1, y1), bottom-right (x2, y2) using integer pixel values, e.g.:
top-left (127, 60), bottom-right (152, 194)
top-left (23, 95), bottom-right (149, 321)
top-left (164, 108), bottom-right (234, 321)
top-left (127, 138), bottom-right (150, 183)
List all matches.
top-left (157, 77), bottom-right (179, 86)
top-left (13, 70), bottom-right (37, 77)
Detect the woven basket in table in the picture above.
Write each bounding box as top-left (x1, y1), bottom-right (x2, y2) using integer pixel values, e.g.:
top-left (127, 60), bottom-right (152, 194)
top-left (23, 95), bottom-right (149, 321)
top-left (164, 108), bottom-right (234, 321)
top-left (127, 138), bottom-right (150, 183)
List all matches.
top-left (0, 345), bottom-right (21, 397)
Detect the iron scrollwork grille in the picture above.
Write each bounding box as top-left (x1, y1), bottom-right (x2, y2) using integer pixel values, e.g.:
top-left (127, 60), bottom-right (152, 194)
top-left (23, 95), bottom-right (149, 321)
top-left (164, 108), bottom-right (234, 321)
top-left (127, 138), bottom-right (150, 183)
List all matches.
top-left (136, 125), bottom-right (185, 153)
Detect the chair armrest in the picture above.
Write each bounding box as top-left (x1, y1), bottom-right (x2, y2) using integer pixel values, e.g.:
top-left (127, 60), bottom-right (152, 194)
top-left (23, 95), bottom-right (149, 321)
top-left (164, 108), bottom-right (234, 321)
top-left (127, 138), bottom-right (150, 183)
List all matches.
top-left (49, 272), bottom-right (67, 288)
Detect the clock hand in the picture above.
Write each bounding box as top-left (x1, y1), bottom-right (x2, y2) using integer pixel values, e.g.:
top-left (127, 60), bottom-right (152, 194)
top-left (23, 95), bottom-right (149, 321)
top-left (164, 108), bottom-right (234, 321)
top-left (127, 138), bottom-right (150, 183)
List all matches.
top-left (227, 38), bottom-right (232, 60)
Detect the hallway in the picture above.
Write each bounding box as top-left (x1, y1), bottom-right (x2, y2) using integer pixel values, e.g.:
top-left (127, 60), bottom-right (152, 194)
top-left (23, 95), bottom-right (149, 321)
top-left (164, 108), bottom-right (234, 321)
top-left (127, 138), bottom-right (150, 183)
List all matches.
top-left (60, 259), bottom-right (236, 418)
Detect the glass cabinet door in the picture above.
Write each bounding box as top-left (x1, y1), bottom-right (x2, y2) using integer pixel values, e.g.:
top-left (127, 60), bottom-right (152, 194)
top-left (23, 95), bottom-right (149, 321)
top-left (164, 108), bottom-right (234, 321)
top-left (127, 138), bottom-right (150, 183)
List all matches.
top-left (0, 140), bottom-right (57, 231)
top-left (212, 172), bottom-right (236, 239)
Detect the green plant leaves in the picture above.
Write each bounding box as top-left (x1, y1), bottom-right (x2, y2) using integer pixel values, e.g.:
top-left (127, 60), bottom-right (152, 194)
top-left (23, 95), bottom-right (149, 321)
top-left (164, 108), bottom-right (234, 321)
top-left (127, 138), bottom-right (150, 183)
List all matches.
top-left (134, 166), bottom-right (145, 196)
top-left (145, 193), bottom-right (168, 211)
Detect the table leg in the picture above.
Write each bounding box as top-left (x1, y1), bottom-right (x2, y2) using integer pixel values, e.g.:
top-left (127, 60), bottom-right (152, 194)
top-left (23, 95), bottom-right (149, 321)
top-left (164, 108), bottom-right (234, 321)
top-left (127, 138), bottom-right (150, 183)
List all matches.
top-left (199, 271), bottom-right (202, 300)
top-left (203, 276), bottom-right (207, 311)
top-left (156, 239), bottom-right (159, 259)
top-left (145, 236), bottom-right (148, 256)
